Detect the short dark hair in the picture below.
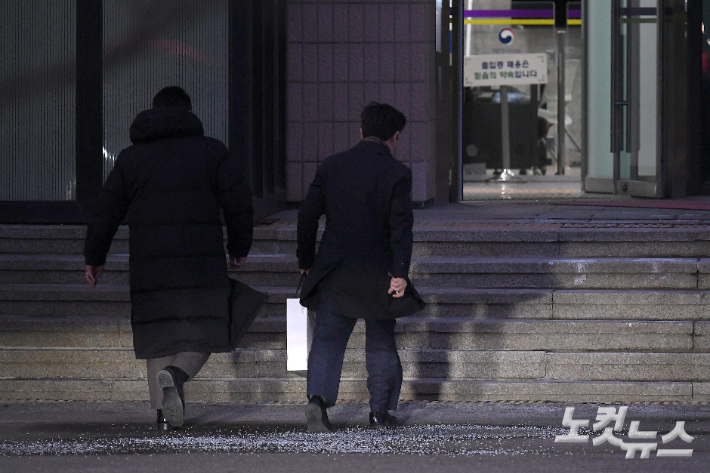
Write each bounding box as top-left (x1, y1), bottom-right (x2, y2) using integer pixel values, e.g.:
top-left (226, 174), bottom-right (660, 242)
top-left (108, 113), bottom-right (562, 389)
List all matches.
top-left (152, 86), bottom-right (192, 111)
top-left (360, 102), bottom-right (406, 141)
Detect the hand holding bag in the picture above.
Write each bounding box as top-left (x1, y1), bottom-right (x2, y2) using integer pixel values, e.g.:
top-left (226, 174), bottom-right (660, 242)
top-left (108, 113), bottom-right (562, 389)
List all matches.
top-left (388, 277), bottom-right (426, 318)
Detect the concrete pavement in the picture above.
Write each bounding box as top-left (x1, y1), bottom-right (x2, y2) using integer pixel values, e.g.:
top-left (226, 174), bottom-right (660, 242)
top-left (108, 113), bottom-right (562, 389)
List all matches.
top-left (2, 400), bottom-right (710, 472)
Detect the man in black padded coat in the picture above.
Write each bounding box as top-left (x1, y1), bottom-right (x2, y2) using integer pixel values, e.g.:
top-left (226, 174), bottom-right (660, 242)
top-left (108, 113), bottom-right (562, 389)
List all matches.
top-left (298, 102), bottom-right (421, 432)
top-left (84, 86), bottom-right (253, 430)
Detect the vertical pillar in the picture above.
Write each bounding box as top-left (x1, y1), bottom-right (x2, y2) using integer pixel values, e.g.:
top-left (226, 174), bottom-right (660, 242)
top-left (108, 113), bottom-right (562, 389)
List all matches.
top-left (286, 0), bottom-right (438, 205)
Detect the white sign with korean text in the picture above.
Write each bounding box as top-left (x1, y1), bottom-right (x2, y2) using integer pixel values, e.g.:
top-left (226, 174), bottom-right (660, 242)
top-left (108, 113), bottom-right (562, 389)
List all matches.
top-left (464, 53), bottom-right (547, 87)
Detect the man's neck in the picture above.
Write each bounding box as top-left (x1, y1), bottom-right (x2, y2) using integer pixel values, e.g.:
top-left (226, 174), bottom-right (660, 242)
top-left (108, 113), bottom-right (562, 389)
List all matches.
top-left (362, 136), bottom-right (396, 154)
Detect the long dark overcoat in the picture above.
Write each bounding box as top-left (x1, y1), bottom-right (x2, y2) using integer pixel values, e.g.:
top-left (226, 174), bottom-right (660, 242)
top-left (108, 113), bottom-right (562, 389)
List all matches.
top-left (297, 140), bottom-right (421, 320)
top-left (85, 106), bottom-right (253, 359)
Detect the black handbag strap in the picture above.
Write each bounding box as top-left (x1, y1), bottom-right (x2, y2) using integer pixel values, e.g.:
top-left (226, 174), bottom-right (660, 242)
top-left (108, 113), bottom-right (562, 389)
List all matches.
top-left (295, 272), bottom-right (307, 297)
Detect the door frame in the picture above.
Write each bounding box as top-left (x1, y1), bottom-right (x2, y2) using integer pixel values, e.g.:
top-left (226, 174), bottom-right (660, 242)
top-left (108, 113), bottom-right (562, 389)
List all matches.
top-left (230, 0), bottom-right (288, 219)
top-left (582, 0), bottom-right (663, 198)
top-left (663, 0), bottom-right (702, 198)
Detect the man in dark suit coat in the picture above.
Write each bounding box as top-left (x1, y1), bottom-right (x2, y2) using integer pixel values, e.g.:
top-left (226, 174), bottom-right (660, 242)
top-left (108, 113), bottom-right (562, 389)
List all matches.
top-left (84, 86), bottom-right (253, 430)
top-left (297, 102), bottom-right (416, 432)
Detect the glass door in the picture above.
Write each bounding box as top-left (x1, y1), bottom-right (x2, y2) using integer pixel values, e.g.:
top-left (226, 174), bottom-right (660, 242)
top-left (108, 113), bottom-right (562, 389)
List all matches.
top-left (583, 0), bottom-right (661, 197)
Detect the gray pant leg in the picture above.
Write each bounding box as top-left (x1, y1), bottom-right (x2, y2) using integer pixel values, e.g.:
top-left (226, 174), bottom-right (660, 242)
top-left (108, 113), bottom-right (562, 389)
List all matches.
top-left (147, 355), bottom-right (176, 409)
top-left (172, 352), bottom-right (211, 378)
top-left (146, 352), bottom-right (210, 409)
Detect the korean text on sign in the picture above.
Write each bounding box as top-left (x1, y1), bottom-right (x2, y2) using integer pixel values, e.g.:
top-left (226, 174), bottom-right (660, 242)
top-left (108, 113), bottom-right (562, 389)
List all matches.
top-left (464, 53), bottom-right (547, 87)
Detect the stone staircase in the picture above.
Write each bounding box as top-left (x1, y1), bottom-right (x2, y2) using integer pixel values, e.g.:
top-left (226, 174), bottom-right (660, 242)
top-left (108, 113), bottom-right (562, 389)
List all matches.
top-left (2, 219), bottom-right (710, 403)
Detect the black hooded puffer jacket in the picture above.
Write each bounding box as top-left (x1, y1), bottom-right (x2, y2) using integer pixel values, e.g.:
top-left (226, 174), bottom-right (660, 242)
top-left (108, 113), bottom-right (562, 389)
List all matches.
top-left (85, 106), bottom-right (253, 358)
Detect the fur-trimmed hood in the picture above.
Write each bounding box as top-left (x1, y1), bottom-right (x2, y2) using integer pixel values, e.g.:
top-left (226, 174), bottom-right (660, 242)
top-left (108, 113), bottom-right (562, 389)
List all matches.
top-left (129, 106), bottom-right (204, 144)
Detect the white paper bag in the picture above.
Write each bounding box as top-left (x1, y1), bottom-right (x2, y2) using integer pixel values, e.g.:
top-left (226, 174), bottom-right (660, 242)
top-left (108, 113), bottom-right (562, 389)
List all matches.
top-left (286, 298), bottom-right (315, 371)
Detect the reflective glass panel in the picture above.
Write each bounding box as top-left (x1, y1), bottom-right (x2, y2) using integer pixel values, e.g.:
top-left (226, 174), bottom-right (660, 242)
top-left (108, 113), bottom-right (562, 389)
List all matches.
top-left (102, 1), bottom-right (229, 178)
top-left (0, 1), bottom-right (76, 201)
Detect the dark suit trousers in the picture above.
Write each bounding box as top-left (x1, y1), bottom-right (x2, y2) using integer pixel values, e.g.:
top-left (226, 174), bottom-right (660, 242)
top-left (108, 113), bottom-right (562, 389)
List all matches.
top-left (307, 293), bottom-right (403, 412)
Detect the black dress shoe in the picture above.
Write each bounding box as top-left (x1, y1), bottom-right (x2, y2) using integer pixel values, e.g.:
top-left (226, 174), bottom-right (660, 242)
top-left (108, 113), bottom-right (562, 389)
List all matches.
top-left (157, 366), bottom-right (189, 428)
top-left (369, 411), bottom-right (399, 428)
top-left (305, 396), bottom-right (332, 433)
top-left (156, 409), bottom-right (171, 432)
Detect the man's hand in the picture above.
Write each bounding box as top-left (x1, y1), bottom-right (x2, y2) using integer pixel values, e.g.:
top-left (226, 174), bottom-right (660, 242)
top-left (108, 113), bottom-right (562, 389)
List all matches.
top-left (388, 277), bottom-right (407, 298)
top-left (300, 269), bottom-right (309, 275)
top-left (229, 254), bottom-right (247, 269)
top-left (85, 265), bottom-right (104, 287)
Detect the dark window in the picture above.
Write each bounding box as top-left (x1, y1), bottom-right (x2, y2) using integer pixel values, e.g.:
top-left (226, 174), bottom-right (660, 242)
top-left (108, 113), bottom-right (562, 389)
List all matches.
top-left (0, 0), bottom-right (286, 223)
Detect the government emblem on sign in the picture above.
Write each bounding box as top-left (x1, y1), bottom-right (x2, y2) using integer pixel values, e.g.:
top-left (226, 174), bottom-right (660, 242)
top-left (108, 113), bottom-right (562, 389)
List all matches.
top-left (499, 28), bottom-right (515, 45)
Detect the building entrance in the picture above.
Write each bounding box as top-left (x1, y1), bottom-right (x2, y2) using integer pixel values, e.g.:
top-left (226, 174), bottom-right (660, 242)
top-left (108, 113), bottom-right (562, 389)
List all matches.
top-left (453, 0), bottom-right (584, 200)
top-left (448, 0), bottom-right (686, 201)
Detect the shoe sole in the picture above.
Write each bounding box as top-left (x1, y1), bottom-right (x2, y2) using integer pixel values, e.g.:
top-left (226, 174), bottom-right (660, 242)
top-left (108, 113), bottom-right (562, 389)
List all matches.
top-left (305, 402), bottom-right (332, 433)
top-left (157, 370), bottom-right (183, 428)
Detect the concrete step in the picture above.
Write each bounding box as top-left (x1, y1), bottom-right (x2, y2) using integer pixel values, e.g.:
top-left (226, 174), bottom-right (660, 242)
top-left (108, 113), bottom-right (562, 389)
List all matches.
top-left (249, 222), bottom-right (710, 258)
top-left (244, 233), bottom-right (710, 259)
top-left (0, 314), bottom-right (694, 352)
top-left (0, 284), bottom-right (131, 317)
top-left (545, 352), bottom-right (710, 382)
top-left (408, 256), bottom-right (701, 290)
top-left (0, 226), bottom-right (129, 255)
top-left (6, 348), bottom-right (710, 383)
top-left (4, 223), bottom-right (710, 258)
top-left (0, 377), bottom-right (696, 403)
top-left (247, 256), bottom-right (697, 293)
top-left (2, 284), bottom-right (710, 321)
top-left (0, 254), bottom-right (131, 285)
top-left (3, 220), bottom-right (710, 404)
top-left (0, 348), bottom-right (546, 381)
top-left (0, 284), bottom-right (555, 319)
top-left (0, 254), bottom-right (706, 289)
top-left (0, 225), bottom-right (291, 256)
